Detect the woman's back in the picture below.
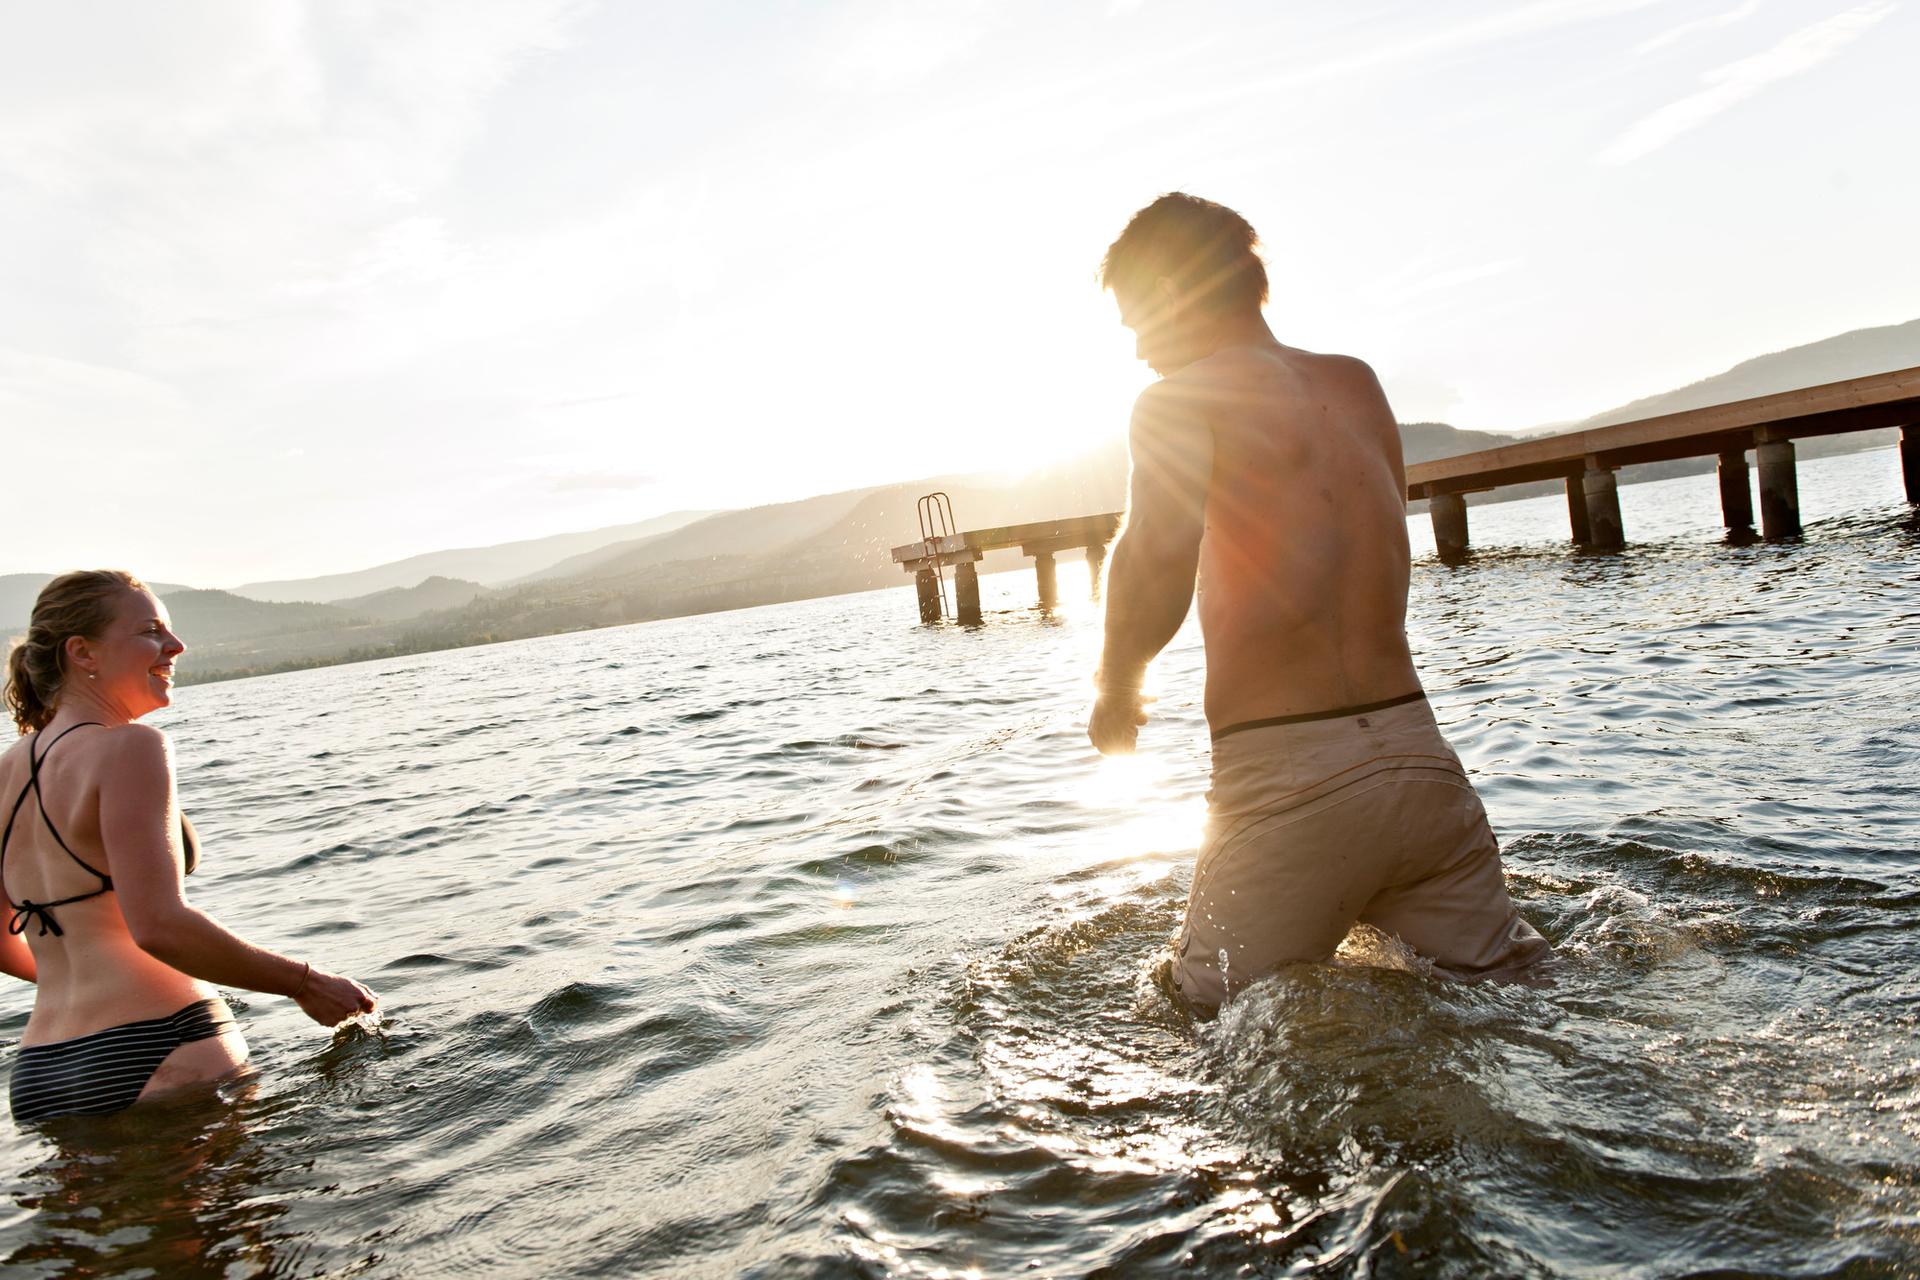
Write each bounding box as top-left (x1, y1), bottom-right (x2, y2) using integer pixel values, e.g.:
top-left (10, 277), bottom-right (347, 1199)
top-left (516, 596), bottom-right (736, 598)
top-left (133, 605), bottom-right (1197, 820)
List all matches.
top-left (0, 720), bottom-right (209, 1044)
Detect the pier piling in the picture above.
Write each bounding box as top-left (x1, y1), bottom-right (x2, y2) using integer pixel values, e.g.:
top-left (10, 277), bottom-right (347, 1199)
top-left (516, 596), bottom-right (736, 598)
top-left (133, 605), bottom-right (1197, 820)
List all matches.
top-left (1034, 552), bottom-right (1058, 609)
top-left (1756, 438), bottom-right (1801, 538)
top-left (1564, 474), bottom-right (1592, 546)
top-left (914, 569), bottom-right (941, 623)
top-left (954, 561), bottom-right (982, 625)
top-left (1903, 424), bottom-right (1919, 503)
top-left (1717, 449), bottom-right (1754, 534)
top-left (1086, 542), bottom-right (1108, 598)
top-left (1429, 491), bottom-right (1469, 560)
top-left (1582, 466), bottom-right (1625, 550)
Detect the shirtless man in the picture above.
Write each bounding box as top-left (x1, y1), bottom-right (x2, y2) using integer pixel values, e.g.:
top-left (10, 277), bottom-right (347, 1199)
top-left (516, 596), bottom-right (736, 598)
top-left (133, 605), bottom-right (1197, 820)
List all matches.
top-left (1087, 193), bottom-right (1548, 1011)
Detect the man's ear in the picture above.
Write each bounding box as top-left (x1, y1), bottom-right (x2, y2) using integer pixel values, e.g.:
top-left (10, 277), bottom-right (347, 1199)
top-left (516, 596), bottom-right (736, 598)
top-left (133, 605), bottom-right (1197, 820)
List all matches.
top-left (1153, 276), bottom-right (1179, 307)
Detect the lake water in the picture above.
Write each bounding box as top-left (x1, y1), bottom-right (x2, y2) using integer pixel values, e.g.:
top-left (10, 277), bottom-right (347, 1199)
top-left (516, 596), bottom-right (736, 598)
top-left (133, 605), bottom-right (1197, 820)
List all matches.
top-left (3, 446), bottom-right (1917, 1278)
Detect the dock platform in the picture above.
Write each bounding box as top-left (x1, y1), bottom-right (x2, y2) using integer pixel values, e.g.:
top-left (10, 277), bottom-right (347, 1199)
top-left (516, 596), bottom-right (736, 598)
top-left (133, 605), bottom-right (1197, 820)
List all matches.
top-left (1407, 366), bottom-right (1920, 556)
top-left (890, 512), bottom-right (1122, 623)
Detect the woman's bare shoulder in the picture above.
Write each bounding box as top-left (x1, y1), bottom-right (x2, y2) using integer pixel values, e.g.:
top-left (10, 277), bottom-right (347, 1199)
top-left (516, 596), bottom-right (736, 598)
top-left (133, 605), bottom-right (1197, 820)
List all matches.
top-left (88, 723), bottom-right (173, 772)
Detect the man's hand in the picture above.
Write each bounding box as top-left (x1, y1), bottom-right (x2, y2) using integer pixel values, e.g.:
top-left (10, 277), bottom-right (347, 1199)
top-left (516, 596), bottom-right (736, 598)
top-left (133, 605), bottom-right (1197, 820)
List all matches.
top-left (1089, 685), bottom-right (1152, 755)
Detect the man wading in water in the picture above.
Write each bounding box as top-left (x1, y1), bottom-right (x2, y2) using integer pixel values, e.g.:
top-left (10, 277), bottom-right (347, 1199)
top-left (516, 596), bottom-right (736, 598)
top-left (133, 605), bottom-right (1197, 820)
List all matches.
top-left (1088, 193), bottom-right (1549, 1012)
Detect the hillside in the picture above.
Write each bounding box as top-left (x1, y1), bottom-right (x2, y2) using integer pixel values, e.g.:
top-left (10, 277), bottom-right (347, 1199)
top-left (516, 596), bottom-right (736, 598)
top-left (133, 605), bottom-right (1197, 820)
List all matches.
top-left (3, 574), bottom-right (191, 632)
top-left (232, 508), bottom-right (722, 602)
top-left (555, 489), bottom-right (887, 582)
top-left (160, 589), bottom-right (368, 642)
top-left (333, 576), bottom-right (491, 622)
top-left (1580, 318), bottom-right (1919, 428)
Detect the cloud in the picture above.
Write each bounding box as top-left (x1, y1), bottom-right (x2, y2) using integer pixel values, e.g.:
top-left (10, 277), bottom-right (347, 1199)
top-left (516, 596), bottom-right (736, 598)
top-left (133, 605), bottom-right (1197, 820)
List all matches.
top-left (0, 1), bottom-right (592, 362)
top-left (1380, 370), bottom-right (1467, 423)
top-left (1214, 0), bottom-right (1674, 100)
top-left (1600, 1), bottom-right (1896, 164)
top-left (549, 471), bottom-right (657, 493)
top-left (1402, 258), bottom-right (1527, 302)
top-left (544, 391), bottom-right (639, 410)
top-left (0, 346), bottom-right (199, 442)
top-left (1363, 258), bottom-right (1527, 318)
top-left (805, 0), bottom-right (1000, 91)
top-left (1634, 0), bottom-right (1762, 54)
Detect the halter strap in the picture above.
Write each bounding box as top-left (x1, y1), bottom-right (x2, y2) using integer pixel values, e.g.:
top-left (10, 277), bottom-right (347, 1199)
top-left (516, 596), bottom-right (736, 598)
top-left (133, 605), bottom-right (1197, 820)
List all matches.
top-left (2, 722), bottom-right (112, 936)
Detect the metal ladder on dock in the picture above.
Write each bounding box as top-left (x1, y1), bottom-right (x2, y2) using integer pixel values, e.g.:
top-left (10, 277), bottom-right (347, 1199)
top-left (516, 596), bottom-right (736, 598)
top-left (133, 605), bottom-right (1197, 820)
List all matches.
top-left (916, 492), bottom-right (955, 621)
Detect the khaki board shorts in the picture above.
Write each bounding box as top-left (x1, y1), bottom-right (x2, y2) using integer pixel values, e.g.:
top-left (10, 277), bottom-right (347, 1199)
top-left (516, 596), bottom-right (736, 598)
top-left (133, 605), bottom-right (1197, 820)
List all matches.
top-left (1172, 696), bottom-right (1549, 1011)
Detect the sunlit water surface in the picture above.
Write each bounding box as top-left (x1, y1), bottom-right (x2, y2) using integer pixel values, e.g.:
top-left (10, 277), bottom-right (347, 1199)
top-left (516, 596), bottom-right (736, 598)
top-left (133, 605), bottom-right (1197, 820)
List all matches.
top-left (3, 447), bottom-right (1917, 1278)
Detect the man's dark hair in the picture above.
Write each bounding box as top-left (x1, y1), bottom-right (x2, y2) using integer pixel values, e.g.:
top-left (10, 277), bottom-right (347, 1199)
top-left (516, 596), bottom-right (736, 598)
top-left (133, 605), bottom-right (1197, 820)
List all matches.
top-left (1101, 192), bottom-right (1268, 314)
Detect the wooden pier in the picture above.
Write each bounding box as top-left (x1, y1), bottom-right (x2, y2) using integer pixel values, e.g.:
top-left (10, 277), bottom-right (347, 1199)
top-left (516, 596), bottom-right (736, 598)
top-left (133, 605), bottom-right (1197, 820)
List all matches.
top-left (890, 512), bottom-right (1121, 623)
top-left (1409, 366), bottom-right (1920, 557)
top-left (893, 367), bottom-right (1920, 621)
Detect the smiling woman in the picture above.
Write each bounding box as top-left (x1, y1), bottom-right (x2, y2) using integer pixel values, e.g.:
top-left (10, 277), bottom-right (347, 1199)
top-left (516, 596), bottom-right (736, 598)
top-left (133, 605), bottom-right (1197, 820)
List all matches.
top-left (0, 571), bottom-right (378, 1125)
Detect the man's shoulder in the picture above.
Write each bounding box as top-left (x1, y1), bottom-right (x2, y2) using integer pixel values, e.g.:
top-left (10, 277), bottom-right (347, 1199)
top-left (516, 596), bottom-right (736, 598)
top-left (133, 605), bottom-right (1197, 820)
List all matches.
top-left (1148, 346), bottom-right (1381, 415)
top-left (1173, 344), bottom-right (1377, 388)
top-left (1266, 345), bottom-right (1380, 386)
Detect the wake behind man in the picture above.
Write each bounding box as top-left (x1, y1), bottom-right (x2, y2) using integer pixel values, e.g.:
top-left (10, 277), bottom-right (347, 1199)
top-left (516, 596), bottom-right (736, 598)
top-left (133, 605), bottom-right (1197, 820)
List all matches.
top-left (1086, 193), bottom-right (1549, 1012)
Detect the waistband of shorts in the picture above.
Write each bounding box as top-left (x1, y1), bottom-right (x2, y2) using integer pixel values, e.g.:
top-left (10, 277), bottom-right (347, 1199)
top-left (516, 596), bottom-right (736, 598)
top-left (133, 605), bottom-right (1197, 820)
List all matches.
top-left (1211, 691), bottom-right (1428, 742)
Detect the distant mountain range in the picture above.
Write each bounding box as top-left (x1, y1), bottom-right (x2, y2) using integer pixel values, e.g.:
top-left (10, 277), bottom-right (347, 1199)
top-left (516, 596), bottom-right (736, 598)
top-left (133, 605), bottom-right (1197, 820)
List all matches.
top-left (230, 508), bottom-right (720, 602)
top-left (507, 490), bottom-right (884, 586)
top-left (333, 576), bottom-right (492, 621)
top-left (1579, 317), bottom-right (1919, 428)
top-left (5, 319), bottom-right (1913, 679)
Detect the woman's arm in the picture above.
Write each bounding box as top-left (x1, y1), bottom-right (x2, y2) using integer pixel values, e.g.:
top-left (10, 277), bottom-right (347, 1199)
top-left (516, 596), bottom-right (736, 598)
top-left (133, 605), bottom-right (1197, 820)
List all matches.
top-left (100, 726), bottom-right (376, 1023)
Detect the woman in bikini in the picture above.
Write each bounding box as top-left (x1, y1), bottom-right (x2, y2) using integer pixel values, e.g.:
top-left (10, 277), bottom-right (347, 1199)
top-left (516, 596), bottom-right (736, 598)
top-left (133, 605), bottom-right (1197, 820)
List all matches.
top-left (1, 570), bottom-right (377, 1123)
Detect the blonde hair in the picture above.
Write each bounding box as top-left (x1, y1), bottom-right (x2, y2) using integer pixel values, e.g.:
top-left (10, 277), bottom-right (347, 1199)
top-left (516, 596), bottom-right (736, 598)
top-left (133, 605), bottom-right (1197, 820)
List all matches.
top-left (5, 570), bottom-right (145, 734)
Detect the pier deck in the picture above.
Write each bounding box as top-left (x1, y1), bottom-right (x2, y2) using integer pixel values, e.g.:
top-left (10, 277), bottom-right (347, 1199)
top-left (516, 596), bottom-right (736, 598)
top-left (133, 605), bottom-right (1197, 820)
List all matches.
top-left (1407, 366), bottom-right (1920, 554)
top-left (890, 512), bottom-right (1122, 622)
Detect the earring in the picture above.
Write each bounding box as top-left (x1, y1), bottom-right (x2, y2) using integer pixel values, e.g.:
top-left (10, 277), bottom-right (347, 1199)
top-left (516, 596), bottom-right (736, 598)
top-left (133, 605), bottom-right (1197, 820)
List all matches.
top-left (87, 672), bottom-right (97, 681)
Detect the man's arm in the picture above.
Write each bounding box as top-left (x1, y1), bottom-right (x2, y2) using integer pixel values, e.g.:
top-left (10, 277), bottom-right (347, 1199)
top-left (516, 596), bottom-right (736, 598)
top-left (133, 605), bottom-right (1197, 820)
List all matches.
top-left (1090, 381), bottom-right (1212, 753)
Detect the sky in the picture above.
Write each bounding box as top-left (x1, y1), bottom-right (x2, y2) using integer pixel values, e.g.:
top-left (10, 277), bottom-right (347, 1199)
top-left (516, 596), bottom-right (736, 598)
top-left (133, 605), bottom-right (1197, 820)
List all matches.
top-left (3, 0), bottom-right (1916, 587)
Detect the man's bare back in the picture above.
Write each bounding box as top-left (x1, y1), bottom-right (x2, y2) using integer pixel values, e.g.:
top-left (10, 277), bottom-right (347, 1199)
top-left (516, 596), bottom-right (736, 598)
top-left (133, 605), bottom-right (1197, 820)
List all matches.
top-left (1167, 343), bottom-right (1421, 730)
top-left (1091, 339), bottom-right (1421, 744)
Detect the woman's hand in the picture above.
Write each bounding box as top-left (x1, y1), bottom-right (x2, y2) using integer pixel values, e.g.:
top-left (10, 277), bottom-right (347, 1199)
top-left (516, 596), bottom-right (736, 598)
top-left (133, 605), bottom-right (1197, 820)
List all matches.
top-left (293, 967), bottom-right (379, 1027)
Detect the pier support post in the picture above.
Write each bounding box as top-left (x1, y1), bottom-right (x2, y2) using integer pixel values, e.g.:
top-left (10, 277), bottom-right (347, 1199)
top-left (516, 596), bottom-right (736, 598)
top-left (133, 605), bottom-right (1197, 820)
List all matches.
top-left (1034, 552), bottom-right (1058, 609)
top-left (1756, 438), bottom-right (1801, 538)
top-left (953, 560), bottom-right (981, 625)
top-left (1429, 491), bottom-right (1469, 560)
top-left (1086, 542), bottom-right (1108, 599)
top-left (914, 569), bottom-right (941, 623)
top-left (1565, 474), bottom-right (1592, 546)
top-left (1582, 466), bottom-right (1625, 550)
top-left (1903, 424), bottom-right (1919, 503)
top-left (1717, 449), bottom-right (1754, 534)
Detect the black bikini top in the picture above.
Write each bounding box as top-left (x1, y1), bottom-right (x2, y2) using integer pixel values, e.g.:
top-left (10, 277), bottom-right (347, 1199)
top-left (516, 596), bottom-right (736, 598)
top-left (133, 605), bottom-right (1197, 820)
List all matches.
top-left (1, 722), bottom-right (199, 938)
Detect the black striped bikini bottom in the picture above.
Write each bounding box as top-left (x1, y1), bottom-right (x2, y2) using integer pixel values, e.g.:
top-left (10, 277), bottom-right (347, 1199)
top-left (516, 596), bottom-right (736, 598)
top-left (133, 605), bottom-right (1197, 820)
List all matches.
top-left (10, 999), bottom-right (237, 1123)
